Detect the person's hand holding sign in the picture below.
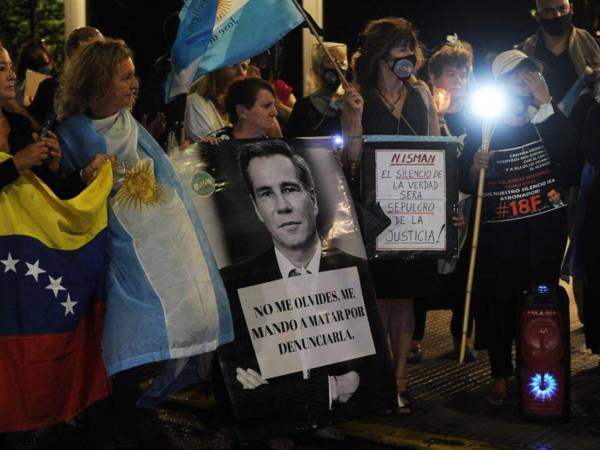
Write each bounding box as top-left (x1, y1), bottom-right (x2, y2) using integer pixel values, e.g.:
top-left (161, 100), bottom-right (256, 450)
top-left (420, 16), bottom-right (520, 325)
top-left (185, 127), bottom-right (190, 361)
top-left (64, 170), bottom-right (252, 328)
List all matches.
top-left (330, 370), bottom-right (360, 403)
top-left (236, 367), bottom-right (268, 389)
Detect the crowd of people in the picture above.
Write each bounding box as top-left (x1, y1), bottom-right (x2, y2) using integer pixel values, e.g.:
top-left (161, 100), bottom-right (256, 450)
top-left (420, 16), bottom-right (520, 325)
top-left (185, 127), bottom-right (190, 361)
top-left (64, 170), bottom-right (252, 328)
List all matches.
top-left (2, 0), bottom-right (600, 448)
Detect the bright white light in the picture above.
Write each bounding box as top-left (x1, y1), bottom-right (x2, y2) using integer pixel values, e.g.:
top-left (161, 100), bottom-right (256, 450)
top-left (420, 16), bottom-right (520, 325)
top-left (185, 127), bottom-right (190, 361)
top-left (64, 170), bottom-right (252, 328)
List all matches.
top-left (333, 135), bottom-right (343, 147)
top-left (469, 86), bottom-right (506, 119)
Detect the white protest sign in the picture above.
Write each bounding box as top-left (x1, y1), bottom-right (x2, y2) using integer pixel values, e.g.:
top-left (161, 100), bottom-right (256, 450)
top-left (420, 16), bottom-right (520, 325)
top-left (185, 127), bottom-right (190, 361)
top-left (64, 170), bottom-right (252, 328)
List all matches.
top-left (237, 266), bottom-right (375, 379)
top-left (376, 149), bottom-right (447, 251)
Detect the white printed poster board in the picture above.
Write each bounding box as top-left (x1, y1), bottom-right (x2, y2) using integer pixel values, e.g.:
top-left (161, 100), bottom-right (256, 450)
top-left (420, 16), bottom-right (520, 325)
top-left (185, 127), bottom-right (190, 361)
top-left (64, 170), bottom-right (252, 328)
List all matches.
top-left (238, 267), bottom-right (375, 379)
top-left (361, 137), bottom-right (459, 259)
top-left (376, 149), bottom-right (447, 251)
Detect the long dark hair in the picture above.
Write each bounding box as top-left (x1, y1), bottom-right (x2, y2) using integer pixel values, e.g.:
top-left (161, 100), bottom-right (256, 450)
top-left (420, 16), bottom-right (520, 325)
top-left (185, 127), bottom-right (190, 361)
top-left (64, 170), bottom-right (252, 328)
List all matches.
top-left (0, 42), bottom-right (40, 130)
top-left (352, 17), bottom-right (424, 92)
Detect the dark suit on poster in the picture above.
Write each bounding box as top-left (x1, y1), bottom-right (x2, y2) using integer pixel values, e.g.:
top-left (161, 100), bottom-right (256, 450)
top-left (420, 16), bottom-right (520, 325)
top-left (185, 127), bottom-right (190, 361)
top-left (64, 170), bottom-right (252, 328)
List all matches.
top-left (218, 244), bottom-right (389, 440)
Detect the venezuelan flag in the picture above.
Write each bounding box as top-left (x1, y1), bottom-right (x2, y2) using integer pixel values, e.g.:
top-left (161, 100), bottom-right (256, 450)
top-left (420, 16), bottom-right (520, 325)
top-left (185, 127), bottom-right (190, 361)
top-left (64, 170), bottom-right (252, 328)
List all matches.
top-left (0, 153), bottom-right (112, 432)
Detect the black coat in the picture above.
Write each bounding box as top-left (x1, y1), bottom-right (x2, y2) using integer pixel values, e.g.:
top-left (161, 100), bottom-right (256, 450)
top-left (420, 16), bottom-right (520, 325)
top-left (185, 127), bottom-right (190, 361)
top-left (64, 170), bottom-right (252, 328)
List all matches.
top-left (217, 244), bottom-right (391, 440)
top-left (0, 108), bottom-right (84, 198)
top-left (581, 103), bottom-right (600, 352)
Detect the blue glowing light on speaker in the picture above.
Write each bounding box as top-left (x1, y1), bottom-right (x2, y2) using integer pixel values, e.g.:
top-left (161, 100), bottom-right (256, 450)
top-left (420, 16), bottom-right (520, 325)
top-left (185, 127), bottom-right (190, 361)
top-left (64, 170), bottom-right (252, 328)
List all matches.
top-left (528, 372), bottom-right (558, 401)
top-left (535, 284), bottom-right (551, 296)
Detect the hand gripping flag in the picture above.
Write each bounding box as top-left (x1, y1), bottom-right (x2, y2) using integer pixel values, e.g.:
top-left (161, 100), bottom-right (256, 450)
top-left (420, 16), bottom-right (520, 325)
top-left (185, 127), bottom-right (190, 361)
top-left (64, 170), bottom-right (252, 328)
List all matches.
top-left (0, 154), bottom-right (112, 432)
top-left (166, 0), bottom-right (304, 101)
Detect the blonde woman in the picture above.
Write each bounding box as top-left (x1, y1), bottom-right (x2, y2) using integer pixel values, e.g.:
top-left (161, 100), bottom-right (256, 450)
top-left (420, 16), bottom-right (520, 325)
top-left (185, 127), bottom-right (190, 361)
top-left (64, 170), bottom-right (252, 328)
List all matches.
top-left (184, 62), bottom-right (248, 141)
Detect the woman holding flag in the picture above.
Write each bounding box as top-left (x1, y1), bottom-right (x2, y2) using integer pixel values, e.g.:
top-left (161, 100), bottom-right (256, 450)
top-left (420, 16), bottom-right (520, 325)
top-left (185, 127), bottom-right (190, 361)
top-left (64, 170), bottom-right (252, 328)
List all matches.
top-left (0, 41), bottom-right (113, 450)
top-left (55, 38), bottom-right (233, 448)
top-left (0, 42), bottom-right (105, 196)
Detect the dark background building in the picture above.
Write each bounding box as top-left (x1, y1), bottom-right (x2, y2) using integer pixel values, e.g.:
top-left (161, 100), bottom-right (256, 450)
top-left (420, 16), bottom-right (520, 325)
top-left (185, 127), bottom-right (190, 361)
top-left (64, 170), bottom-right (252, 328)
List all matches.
top-left (87, 0), bottom-right (599, 97)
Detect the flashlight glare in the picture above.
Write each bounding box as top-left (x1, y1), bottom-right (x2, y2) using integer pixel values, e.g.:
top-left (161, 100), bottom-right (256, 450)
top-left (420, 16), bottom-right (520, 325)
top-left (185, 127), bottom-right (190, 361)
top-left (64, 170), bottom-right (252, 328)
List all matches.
top-left (333, 135), bottom-right (343, 146)
top-left (470, 86), bottom-right (506, 119)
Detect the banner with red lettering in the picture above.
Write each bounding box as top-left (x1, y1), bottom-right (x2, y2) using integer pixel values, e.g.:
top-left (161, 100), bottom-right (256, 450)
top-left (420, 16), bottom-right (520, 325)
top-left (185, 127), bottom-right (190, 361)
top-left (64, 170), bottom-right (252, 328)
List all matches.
top-left (361, 136), bottom-right (460, 259)
top-left (482, 139), bottom-right (565, 223)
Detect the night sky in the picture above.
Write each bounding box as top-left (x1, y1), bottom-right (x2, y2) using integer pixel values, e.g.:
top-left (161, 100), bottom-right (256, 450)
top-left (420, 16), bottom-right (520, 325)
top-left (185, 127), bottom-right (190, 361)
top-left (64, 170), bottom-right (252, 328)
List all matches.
top-left (88, 0), bottom-right (596, 96)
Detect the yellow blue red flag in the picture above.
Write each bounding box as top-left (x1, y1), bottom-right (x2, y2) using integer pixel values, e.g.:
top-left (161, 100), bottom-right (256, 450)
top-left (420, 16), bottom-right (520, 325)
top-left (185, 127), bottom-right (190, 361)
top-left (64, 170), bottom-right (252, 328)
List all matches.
top-left (0, 153), bottom-right (112, 431)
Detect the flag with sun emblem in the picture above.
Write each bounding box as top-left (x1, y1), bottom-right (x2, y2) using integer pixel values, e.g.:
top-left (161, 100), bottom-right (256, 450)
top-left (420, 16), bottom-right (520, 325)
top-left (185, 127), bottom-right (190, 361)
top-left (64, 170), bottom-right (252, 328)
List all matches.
top-left (58, 111), bottom-right (233, 377)
top-left (166, 0), bottom-right (304, 101)
top-left (0, 153), bottom-right (112, 432)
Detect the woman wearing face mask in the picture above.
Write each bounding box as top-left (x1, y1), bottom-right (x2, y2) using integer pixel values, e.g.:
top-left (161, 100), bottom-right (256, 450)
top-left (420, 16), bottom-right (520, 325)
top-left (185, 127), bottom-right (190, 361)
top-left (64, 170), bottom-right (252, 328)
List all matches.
top-left (285, 42), bottom-right (348, 138)
top-left (459, 49), bottom-right (576, 405)
top-left (341, 17), bottom-right (440, 416)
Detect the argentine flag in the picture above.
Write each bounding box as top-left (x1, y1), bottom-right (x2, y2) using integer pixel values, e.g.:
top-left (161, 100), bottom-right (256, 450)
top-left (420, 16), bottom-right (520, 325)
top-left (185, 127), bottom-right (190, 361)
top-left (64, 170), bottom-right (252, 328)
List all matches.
top-left (58, 111), bottom-right (233, 375)
top-left (166, 0), bottom-right (304, 102)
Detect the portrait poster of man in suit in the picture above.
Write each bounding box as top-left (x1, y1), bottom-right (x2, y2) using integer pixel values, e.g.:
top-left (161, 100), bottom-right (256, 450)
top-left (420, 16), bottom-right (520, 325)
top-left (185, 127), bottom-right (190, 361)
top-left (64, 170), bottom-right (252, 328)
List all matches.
top-left (175, 138), bottom-right (392, 441)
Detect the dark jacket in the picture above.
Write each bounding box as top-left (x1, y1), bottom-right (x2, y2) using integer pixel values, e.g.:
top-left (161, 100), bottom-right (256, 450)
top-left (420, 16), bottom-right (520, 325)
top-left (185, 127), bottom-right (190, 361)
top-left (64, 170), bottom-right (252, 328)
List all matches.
top-left (218, 244), bottom-right (390, 440)
top-left (0, 108), bottom-right (84, 198)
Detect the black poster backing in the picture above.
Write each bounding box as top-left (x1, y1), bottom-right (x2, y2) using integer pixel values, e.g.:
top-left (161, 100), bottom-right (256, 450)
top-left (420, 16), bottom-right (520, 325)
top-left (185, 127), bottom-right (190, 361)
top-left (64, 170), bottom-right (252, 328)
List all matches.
top-left (360, 136), bottom-right (460, 260)
top-left (171, 137), bottom-right (393, 443)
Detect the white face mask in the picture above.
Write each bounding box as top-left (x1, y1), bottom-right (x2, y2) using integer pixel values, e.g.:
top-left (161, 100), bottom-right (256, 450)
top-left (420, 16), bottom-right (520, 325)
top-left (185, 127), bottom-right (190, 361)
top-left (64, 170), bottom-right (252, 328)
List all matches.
top-left (388, 54), bottom-right (416, 81)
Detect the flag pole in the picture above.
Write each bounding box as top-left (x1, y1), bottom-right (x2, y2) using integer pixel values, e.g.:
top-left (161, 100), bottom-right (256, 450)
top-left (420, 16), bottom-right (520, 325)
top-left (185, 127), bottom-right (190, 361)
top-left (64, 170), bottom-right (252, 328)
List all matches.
top-left (459, 120), bottom-right (492, 363)
top-left (290, 0), bottom-right (350, 89)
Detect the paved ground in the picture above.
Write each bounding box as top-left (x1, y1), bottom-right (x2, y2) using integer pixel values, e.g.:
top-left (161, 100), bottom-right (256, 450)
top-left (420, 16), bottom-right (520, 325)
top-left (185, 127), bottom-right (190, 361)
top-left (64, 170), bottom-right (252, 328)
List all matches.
top-left (339, 280), bottom-right (600, 450)
top-left (29, 281), bottom-right (600, 450)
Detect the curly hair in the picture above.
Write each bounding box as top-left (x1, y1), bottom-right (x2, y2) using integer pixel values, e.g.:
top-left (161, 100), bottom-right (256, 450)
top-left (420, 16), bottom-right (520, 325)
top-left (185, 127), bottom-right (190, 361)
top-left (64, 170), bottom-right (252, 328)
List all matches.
top-left (56, 38), bottom-right (133, 119)
top-left (428, 41), bottom-right (473, 80)
top-left (352, 17), bottom-right (424, 92)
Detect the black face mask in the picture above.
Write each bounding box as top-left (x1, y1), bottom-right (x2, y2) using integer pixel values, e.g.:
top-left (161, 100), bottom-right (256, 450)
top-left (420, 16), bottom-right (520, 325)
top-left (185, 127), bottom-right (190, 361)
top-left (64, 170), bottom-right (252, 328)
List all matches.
top-left (31, 57), bottom-right (52, 74)
top-left (388, 54), bottom-right (416, 81)
top-left (508, 94), bottom-right (534, 115)
top-left (540, 13), bottom-right (573, 36)
top-left (322, 69), bottom-right (341, 91)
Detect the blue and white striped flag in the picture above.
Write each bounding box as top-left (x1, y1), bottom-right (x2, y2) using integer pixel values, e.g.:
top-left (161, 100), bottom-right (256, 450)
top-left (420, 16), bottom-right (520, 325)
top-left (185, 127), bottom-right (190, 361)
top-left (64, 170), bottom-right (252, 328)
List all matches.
top-left (166, 0), bottom-right (304, 102)
top-left (58, 111), bottom-right (233, 375)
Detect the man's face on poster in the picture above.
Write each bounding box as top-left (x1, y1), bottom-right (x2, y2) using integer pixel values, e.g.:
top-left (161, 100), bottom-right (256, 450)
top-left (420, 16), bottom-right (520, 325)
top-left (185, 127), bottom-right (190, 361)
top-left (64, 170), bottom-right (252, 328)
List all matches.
top-left (547, 189), bottom-right (561, 204)
top-left (248, 154), bottom-right (319, 253)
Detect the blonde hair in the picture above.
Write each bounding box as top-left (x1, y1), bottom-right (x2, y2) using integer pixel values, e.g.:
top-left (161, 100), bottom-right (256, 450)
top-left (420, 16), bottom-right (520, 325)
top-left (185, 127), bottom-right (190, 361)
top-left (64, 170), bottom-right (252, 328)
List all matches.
top-left (190, 72), bottom-right (219, 99)
top-left (56, 38), bottom-right (133, 119)
top-left (307, 42), bottom-right (348, 95)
